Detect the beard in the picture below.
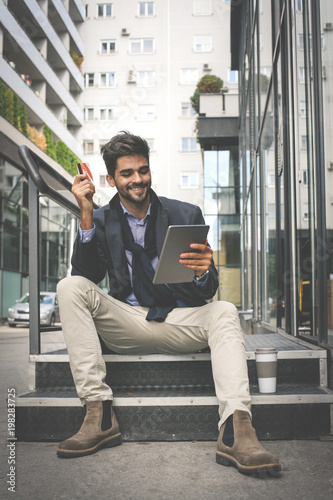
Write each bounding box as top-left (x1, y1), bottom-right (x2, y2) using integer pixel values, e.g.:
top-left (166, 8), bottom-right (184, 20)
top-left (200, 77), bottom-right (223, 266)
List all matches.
top-left (116, 180), bottom-right (151, 205)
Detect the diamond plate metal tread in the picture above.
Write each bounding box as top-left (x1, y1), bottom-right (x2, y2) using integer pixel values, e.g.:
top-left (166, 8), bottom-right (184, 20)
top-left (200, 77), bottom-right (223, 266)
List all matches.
top-left (15, 403), bottom-right (331, 442)
top-left (35, 332), bottom-right (325, 358)
top-left (16, 383), bottom-right (333, 405)
top-left (34, 357), bottom-right (322, 389)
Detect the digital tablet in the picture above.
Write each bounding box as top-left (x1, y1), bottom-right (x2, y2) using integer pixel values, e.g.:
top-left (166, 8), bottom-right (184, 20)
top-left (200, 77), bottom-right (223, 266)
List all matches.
top-left (153, 225), bottom-right (210, 285)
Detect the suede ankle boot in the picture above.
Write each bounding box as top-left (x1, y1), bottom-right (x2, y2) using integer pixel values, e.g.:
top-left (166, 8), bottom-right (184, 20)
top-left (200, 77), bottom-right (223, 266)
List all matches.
top-left (57, 400), bottom-right (121, 458)
top-left (216, 410), bottom-right (281, 475)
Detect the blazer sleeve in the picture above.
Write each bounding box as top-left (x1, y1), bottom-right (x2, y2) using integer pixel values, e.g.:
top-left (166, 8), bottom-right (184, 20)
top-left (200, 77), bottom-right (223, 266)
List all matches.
top-left (71, 233), bottom-right (108, 284)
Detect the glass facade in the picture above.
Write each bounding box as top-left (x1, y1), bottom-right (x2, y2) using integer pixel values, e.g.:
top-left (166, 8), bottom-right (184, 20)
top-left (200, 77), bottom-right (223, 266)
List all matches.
top-left (0, 158), bottom-right (72, 320)
top-left (204, 148), bottom-right (241, 306)
top-left (234, 0), bottom-right (333, 345)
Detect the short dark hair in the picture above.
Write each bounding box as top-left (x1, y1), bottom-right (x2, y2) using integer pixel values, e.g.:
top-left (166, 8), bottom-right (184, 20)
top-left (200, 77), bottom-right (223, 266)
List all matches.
top-left (101, 131), bottom-right (150, 177)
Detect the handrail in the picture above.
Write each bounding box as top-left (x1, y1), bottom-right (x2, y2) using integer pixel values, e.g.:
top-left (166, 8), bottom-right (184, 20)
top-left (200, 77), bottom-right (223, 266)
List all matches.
top-left (18, 145), bottom-right (99, 217)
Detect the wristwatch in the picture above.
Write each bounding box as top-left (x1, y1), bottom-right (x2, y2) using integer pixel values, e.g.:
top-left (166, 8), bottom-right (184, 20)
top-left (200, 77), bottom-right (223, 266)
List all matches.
top-left (194, 270), bottom-right (209, 281)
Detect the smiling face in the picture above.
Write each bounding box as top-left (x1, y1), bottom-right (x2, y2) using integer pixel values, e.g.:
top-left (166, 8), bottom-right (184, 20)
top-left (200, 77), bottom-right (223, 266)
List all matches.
top-left (106, 154), bottom-right (152, 216)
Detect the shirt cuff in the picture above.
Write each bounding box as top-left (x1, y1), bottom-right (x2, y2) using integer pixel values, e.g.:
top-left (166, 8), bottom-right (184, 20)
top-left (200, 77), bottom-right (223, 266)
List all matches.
top-left (193, 272), bottom-right (209, 286)
top-left (79, 224), bottom-right (95, 243)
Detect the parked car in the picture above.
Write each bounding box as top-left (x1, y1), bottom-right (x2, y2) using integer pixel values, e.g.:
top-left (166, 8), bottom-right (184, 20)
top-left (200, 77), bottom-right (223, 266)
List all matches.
top-left (8, 292), bottom-right (60, 327)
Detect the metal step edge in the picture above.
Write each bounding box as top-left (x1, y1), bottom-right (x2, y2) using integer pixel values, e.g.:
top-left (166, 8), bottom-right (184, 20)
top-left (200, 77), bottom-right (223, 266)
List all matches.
top-left (29, 349), bottom-right (327, 363)
top-left (15, 391), bottom-right (333, 407)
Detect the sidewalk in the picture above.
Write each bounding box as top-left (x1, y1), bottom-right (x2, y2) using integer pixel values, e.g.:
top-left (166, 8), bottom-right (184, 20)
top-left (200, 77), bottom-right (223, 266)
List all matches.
top-left (1, 326), bottom-right (332, 499)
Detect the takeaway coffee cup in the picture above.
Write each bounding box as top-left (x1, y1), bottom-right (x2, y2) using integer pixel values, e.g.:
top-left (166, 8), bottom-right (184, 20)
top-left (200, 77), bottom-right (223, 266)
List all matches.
top-left (255, 348), bottom-right (278, 393)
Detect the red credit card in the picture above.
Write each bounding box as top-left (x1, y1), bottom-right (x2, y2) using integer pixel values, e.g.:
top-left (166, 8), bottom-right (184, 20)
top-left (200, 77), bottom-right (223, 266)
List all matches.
top-left (76, 163), bottom-right (94, 182)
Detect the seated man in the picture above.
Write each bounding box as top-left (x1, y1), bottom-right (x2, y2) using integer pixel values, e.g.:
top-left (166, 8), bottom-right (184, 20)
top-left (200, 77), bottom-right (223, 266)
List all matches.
top-left (56, 131), bottom-right (281, 475)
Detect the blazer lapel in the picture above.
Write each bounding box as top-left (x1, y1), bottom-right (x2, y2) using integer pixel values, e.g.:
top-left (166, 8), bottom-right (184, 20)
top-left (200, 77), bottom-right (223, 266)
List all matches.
top-left (156, 201), bottom-right (169, 256)
top-left (104, 205), bottom-right (131, 294)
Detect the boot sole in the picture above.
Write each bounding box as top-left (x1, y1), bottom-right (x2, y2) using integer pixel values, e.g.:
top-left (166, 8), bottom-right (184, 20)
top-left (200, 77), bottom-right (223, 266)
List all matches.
top-left (57, 433), bottom-right (122, 459)
top-left (216, 451), bottom-right (281, 477)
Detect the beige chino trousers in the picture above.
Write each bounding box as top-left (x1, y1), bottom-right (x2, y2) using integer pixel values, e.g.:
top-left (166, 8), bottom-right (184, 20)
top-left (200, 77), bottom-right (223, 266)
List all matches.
top-left (57, 275), bottom-right (251, 427)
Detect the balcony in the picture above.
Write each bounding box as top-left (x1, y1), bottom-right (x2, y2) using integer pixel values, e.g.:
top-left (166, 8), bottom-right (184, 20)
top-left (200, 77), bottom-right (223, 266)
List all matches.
top-left (0, 58), bottom-right (82, 156)
top-left (198, 93), bottom-right (239, 148)
top-left (1, 7), bottom-right (83, 127)
top-left (5, 0), bottom-right (84, 90)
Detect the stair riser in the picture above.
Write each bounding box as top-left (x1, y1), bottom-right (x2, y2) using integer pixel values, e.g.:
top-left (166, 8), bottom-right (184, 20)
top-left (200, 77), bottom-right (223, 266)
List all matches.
top-left (16, 403), bottom-right (330, 442)
top-left (34, 359), bottom-right (321, 389)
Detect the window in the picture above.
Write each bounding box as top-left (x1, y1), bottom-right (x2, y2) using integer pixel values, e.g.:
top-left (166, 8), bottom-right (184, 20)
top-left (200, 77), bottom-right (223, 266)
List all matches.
top-left (298, 34), bottom-right (325, 50)
top-left (302, 170), bottom-right (308, 184)
top-left (193, 35), bottom-right (212, 52)
top-left (137, 105), bottom-right (155, 120)
top-left (180, 68), bottom-right (198, 85)
top-left (137, 71), bottom-right (155, 87)
top-left (299, 67), bottom-right (305, 84)
top-left (99, 175), bottom-right (106, 188)
top-left (301, 135), bottom-right (307, 149)
top-left (228, 70), bottom-right (238, 83)
top-left (296, 0), bottom-right (303, 12)
top-left (193, 0), bottom-right (212, 15)
top-left (267, 173), bottom-right (275, 186)
top-left (181, 172), bottom-right (199, 188)
top-left (97, 3), bottom-right (113, 17)
top-left (84, 73), bottom-right (95, 87)
top-left (130, 38), bottom-right (154, 54)
top-left (268, 203), bottom-right (275, 218)
top-left (99, 72), bottom-right (115, 87)
top-left (181, 102), bottom-right (196, 117)
top-left (146, 138), bottom-right (154, 150)
top-left (300, 101), bottom-right (306, 118)
top-left (84, 107), bottom-right (94, 120)
top-left (100, 40), bottom-right (116, 54)
top-left (99, 107), bottom-right (115, 120)
top-left (181, 138), bottom-right (198, 152)
top-left (303, 202), bottom-right (309, 219)
top-left (83, 141), bottom-right (94, 154)
top-left (138, 2), bottom-right (154, 16)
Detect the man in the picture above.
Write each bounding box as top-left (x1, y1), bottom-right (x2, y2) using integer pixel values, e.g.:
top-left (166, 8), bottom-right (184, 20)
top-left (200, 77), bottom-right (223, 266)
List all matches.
top-left (56, 131), bottom-right (281, 475)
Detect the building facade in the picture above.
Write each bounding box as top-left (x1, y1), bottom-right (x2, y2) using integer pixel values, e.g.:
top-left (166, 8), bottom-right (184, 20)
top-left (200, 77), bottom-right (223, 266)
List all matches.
top-left (78, 0), bottom-right (237, 207)
top-left (0, 0), bottom-right (85, 320)
top-left (0, 0), bottom-right (238, 322)
top-left (230, 0), bottom-right (333, 345)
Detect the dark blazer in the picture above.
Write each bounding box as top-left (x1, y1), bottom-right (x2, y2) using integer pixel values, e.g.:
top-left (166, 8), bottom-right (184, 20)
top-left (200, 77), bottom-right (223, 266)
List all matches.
top-left (71, 191), bottom-right (219, 307)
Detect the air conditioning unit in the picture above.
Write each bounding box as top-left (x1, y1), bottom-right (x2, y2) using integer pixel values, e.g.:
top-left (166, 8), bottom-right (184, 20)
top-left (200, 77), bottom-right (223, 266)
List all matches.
top-left (203, 63), bottom-right (211, 72)
top-left (121, 28), bottom-right (130, 36)
top-left (328, 162), bottom-right (333, 171)
top-left (127, 70), bottom-right (136, 83)
top-left (324, 22), bottom-right (333, 31)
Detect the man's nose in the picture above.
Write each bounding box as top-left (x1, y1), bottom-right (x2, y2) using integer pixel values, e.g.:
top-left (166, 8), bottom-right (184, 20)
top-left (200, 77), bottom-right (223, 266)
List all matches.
top-left (132, 171), bottom-right (142, 183)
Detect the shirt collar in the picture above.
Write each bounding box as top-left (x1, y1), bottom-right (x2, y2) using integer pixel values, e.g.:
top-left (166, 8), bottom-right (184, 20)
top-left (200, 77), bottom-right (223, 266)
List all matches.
top-left (120, 201), bottom-right (151, 221)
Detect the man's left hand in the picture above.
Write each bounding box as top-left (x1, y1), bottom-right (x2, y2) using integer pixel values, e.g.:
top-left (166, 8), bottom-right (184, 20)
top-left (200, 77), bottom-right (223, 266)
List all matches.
top-left (179, 241), bottom-right (213, 277)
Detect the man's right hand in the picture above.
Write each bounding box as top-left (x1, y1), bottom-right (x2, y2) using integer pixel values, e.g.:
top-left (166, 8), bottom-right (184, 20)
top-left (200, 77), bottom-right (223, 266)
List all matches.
top-left (71, 174), bottom-right (95, 229)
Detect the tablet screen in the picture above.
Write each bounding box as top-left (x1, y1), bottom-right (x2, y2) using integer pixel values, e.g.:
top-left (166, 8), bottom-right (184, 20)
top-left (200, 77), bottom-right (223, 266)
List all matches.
top-left (153, 225), bottom-right (210, 284)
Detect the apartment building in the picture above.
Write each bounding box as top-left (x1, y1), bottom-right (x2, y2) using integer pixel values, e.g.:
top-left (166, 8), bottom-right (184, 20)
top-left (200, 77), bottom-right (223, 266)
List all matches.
top-left (0, 0), bottom-right (85, 319)
top-left (79, 0), bottom-right (236, 206)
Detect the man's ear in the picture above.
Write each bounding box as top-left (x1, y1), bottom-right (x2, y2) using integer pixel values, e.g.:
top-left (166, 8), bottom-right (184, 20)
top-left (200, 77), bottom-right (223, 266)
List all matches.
top-left (106, 174), bottom-right (115, 187)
